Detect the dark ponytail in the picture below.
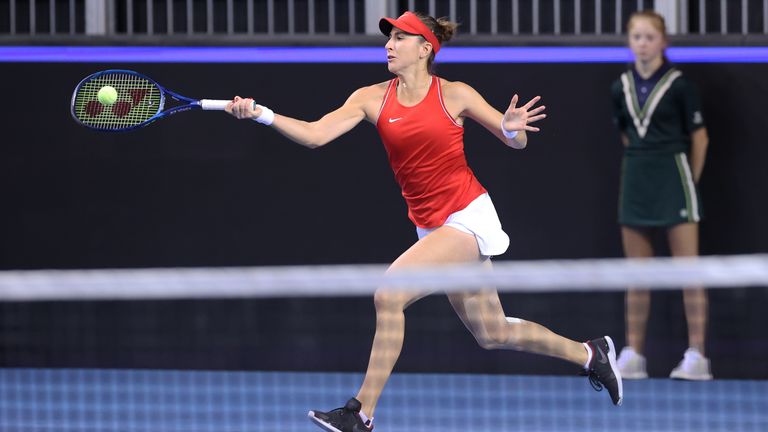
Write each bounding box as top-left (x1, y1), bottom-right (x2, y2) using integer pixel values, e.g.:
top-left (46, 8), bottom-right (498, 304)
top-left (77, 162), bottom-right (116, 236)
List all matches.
top-left (413, 11), bottom-right (459, 71)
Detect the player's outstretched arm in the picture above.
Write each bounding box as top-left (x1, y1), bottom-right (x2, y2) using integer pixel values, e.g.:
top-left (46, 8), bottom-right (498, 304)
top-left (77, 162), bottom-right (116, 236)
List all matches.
top-left (226, 86), bottom-right (372, 149)
top-left (455, 82), bottom-right (546, 149)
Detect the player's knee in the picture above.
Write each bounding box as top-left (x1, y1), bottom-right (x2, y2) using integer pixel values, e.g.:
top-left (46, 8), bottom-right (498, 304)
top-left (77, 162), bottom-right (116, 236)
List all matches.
top-left (373, 289), bottom-right (406, 312)
top-left (476, 336), bottom-right (502, 350)
top-left (474, 328), bottom-right (509, 350)
top-left (477, 320), bottom-right (530, 351)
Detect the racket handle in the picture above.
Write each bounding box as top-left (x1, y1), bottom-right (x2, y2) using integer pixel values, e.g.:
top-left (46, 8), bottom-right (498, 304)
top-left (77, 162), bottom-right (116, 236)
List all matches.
top-left (199, 99), bottom-right (230, 110)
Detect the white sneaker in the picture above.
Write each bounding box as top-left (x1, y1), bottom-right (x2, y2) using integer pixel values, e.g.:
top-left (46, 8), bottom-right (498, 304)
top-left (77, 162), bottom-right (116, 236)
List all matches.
top-left (670, 348), bottom-right (713, 380)
top-left (616, 347), bottom-right (648, 379)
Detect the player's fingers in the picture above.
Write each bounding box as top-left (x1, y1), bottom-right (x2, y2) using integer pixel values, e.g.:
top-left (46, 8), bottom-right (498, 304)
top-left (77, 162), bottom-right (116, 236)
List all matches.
top-left (522, 96), bottom-right (541, 110)
top-left (524, 125), bottom-right (541, 132)
top-left (527, 114), bottom-right (547, 123)
top-left (226, 96), bottom-right (243, 113)
top-left (507, 94), bottom-right (519, 111)
top-left (243, 99), bottom-right (259, 119)
top-left (529, 105), bottom-right (546, 115)
top-left (229, 96), bottom-right (241, 117)
top-left (239, 99), bottom-right (252, 118)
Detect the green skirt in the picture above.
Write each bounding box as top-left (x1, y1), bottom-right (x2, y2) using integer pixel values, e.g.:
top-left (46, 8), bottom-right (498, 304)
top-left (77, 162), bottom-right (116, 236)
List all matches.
top-left (619, 152), bottom-right (702, 227)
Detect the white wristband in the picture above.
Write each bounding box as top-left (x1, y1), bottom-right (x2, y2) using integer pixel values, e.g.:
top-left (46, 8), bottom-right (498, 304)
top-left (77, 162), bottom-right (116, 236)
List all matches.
top-left (253, 104), bottom-right (275, 126)
top-left (501, 119), bottom-right (518, 139)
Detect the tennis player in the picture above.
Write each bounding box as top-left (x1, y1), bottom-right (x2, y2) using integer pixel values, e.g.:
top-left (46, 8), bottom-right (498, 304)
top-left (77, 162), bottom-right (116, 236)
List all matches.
top-left (611, 10), bottom-right (712, 381)
top-left (227, 11), bottom-right (622, 431)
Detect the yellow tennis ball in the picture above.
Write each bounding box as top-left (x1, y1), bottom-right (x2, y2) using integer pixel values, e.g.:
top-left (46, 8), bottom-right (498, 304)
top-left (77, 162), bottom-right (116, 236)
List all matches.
top-left (97, 85), bottom-right (118, 106)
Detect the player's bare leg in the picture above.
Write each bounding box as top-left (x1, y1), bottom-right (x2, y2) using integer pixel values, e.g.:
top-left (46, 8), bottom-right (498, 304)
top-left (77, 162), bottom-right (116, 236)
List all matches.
top-left (448, 266), bottom-right (622, 405)
top-left (309, 226), bottom-right (482, 431)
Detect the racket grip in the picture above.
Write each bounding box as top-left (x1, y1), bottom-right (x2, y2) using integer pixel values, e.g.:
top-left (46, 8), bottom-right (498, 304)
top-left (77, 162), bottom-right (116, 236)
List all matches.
top-left (200, 99), bottom-right (230, 110)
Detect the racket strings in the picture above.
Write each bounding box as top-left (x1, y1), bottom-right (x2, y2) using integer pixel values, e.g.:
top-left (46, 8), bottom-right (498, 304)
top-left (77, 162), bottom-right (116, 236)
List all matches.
top-left (74, 73), bottom-right (162, 130)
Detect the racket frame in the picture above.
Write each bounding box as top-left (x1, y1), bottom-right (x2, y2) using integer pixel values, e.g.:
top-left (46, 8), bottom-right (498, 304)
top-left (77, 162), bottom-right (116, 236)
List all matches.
top-left (70, 69), bottom-right (225, 132)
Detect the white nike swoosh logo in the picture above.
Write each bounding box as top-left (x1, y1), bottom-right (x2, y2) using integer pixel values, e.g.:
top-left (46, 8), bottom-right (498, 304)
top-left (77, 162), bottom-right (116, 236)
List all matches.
top-left (388, 117), bottom-right (403, 123)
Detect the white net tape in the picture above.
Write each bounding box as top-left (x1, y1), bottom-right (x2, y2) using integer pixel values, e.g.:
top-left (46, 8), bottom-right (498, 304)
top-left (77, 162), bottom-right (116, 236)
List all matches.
top-left (1, 254), bottom-right (767, 301)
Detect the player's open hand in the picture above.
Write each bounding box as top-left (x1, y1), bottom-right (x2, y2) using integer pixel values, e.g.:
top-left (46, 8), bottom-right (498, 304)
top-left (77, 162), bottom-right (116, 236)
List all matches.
top-left (226, 96), bottom-right (262, 120)
top-left (502, 95), bottom-right (546, 133)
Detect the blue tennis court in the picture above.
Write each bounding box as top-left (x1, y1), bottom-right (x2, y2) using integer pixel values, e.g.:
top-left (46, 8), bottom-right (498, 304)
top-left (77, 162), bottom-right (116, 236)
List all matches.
top-left (2, 368), bottom-right (765, 432)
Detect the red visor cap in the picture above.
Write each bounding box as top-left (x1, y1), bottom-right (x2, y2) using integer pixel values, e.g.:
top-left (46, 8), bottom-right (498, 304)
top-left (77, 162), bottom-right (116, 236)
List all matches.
top-left (379, 11), bottom-right (441, 54)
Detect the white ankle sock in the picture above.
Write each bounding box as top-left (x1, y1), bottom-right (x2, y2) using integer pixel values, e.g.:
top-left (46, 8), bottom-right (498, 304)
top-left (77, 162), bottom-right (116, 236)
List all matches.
top-left (583, 342), bottom-right (593, 369)
top-left (359, 410), bottom-right (373, 426)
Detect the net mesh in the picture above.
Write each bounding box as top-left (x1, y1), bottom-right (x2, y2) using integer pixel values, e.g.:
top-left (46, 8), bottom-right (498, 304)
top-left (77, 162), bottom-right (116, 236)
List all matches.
top-left (1, 256), bottom-right (767, 432)
top-left (72, 72), bottom-right (163, 130)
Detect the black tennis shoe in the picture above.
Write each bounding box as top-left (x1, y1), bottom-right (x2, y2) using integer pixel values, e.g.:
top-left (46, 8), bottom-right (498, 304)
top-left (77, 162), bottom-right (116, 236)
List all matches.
top-left (308, 397), bottom-right (374, 432)
top-left (583, 336), bottom-right (623, 406)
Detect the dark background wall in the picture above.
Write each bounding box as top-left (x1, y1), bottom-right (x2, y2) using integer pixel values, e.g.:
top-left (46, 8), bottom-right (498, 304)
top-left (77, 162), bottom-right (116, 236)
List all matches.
top-left (1, 61), bottom-right (767, 378)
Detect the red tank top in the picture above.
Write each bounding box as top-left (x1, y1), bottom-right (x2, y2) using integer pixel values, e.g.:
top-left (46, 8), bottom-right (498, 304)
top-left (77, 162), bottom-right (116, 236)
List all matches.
top-left (376, 76), bottom-right (487, 228)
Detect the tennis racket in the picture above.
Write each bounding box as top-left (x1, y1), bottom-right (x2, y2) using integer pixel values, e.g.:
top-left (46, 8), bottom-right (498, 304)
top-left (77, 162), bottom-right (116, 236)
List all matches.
top-left (71, 69), bottom-right (235, 132)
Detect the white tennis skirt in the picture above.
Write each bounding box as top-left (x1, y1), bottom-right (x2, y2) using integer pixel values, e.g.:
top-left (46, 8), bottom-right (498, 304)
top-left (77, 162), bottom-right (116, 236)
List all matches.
top-left (416, 193), bottom-right (510, 257)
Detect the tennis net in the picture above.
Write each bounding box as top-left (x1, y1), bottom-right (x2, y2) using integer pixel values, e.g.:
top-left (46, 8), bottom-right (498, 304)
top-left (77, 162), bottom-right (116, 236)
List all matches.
top-left (1, 255), bottom-right (767, 431)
